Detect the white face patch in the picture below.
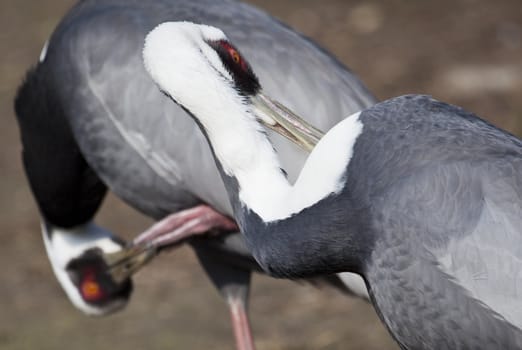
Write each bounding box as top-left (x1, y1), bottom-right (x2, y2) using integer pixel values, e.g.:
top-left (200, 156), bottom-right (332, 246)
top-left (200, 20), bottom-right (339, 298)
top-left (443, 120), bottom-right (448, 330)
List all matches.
top-left (143, 22), bottom-right (232, 95)
top-left (144, 22), bottom-right (282, 179)
top-left (42, 221), bottom-right (126, 316)
top-left (143, 22), bottom-right (364, 224)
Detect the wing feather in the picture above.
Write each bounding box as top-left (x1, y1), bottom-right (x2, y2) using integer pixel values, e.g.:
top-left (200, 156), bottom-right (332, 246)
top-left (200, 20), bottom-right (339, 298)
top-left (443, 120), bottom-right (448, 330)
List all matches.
top-left (375, 158), bottom-right (522, 328)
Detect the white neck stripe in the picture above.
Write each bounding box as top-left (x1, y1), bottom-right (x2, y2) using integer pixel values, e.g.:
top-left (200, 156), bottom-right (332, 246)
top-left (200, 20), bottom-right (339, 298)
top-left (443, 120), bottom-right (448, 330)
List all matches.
top-left (238, 112), bottom-right (363, 222)
top-left (143, 22), bottom-right (364, 223)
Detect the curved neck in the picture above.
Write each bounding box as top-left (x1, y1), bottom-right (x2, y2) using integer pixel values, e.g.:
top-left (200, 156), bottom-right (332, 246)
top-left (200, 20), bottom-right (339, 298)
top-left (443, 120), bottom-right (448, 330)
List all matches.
top-left (196, 101), bottom-right (363, 223)
top-left (197, 102), bottom-right (293, 220)
top-left (195, 107), bottom-right (369, 279)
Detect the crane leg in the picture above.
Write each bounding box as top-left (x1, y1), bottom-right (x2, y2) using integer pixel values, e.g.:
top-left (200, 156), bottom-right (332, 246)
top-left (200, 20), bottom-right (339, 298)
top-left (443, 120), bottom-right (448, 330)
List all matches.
top-left (228, 292), bottom-right (256, 350)
top-left (111, 205), bottom-right (257, 350)
top-left (133, 204), bottom-right (238, 248)
top-left (193, 246), bottom-right (256, 350)
top-left (104, 205), bottom-right (239, 282)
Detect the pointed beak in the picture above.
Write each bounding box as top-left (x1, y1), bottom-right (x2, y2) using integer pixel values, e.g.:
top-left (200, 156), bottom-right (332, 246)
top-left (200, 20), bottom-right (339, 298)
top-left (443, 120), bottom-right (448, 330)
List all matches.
top-left (101, 244), bottom-right (157, 284)
top-left (250, 92), bottom-right (325, 151)
top-left (100, 95), bottom-right (324, 282)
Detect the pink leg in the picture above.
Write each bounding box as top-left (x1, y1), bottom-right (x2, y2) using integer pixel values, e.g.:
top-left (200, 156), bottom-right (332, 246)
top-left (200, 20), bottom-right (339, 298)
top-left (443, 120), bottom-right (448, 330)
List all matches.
top-left (133, 205), bottom-right (238, 249)
top-left (133, 207), bottom-right (256, 350)
top-left (228, 295), bottom-right (256, 350)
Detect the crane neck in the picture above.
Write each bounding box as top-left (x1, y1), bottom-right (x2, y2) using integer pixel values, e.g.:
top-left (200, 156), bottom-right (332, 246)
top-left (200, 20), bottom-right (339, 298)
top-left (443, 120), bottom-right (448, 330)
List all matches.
top-left (197, 102), bottom-right (293, 221)
top-left (198, 102), bottom-right (364, 224)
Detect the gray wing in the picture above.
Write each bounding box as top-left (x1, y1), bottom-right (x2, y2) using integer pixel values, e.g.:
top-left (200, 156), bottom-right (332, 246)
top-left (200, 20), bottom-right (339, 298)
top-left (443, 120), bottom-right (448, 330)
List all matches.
top-left (373, 156), bottom-right (522, 328)
top-left (365, 156), bottom-right (522, 348)
top-left (432, 159), bottom-right (522, 328)
top-left (43, 0), bottom-right (375, 219)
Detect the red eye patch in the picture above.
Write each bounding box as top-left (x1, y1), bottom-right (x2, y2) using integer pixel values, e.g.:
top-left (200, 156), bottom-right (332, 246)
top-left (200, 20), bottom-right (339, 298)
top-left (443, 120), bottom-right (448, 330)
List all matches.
top-left (80, 269), bottom-right (105, 302)
top-left (219, 40), bottom-right (248, 71)
top-left (207, 39), bottom-right (261, 95)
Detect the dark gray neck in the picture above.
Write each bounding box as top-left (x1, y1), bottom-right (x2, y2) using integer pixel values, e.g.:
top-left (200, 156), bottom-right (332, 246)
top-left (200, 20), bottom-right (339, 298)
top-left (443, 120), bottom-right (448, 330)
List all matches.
top-left (15, 64), bottom-right (107, 228)
top-left (188, 108), bottom-right (374, 280)
top-left (236, 187), bottom-right (375, 279)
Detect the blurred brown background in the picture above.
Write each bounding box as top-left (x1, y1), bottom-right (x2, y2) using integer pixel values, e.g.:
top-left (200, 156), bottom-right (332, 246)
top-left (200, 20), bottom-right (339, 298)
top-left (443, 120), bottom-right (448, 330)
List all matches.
top-left (1, 0), bottom-right (521, 349)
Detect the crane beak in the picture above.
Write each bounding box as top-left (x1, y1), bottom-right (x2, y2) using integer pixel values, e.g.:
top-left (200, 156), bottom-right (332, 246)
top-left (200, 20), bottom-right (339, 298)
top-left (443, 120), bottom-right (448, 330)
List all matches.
top-left (251, 92), bottom-right (325, 151)
top-left (101, 244), bottom-right (157, 283)
top-left (99, 94), bottom-right (325, 281)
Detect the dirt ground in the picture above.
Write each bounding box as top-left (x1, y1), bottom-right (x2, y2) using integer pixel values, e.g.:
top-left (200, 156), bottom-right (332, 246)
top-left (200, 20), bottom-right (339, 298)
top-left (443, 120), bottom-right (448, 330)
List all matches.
top-left (1, 0), bottom-right (521, 349)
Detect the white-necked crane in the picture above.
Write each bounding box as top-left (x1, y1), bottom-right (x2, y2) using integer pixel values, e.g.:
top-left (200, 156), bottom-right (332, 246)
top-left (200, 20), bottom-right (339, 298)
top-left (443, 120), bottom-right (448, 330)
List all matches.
top-left (143, 22), bottom-right (522, 349)
top-left (14, 1), bottom-right (375, 348)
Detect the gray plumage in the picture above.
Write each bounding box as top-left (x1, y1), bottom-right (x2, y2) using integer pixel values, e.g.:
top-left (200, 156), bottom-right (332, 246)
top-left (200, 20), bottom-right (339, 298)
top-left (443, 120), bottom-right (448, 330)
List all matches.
top-left (235, 95), bottom-right (522, 349)
top-left (26, 0), bottom-right (374, 305)
top-left (47, 0), bottom-right (373, 218)
top-left (364, 96), bottom-right (522, 348)
top-left (138, 21), bottom-right (522, 349)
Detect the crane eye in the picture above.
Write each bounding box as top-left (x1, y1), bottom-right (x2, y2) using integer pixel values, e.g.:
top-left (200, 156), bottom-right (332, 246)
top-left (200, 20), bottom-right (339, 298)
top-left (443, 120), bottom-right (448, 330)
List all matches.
top-left (80, 269), bottom-right (105, 301)
top-left (230, 49), bottom-right (241, 64)
top-left (209, 40), bottom-right (246, 69)
top-left (207, 39), bottom-right (261, 95)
